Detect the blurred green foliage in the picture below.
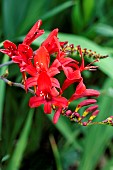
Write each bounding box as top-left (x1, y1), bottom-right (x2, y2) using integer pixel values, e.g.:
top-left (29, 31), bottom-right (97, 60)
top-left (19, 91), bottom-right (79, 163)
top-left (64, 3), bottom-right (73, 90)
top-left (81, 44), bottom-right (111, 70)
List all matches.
top-left (1, 0), bottom-right (113, 170)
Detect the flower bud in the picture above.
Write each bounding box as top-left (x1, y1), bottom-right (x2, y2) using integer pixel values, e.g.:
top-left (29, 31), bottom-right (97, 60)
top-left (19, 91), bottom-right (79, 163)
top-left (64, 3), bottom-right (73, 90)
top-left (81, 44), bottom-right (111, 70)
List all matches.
top-left (86, 105), bottom-right (98, 113)
top-left (78, 99), bottom-right (97, 108)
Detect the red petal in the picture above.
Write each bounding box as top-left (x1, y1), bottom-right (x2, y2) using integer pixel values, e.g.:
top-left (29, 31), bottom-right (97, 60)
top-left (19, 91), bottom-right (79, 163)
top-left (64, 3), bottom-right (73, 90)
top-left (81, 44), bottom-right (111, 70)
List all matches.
top-left (70, 88), bottom-right (100, 101)
top-left (52, 96), bottom-right (68, 108)
top-left (51, 78), bottom-right (60, 88)
top-left (34, 46), bottom-right (50, 71)
top-left (18, 44), bottom-right (33, 61)
top-left (53, 36), bottom-right (60, 58)
top-left (51, 87), bottom-right (59, 96)
top-left (59, 56), bottom-right (78, 66)
top-left (62, 65), bottom-right (73, 78)
top-left (37, 71), bottom-right (52, 93)
top-left (48, 67), bottom-right (60, 77)
top-left (25, 77), bottom-right (38, 90)
top-left (61, 69), bottom-right (81, 92)
top-left (69, 80), bottom-right (86, 101)
top-left (44, 102), bottom-right (51, 114)
top-left (42, 29), bottom-right (59, 54)
top-left (3, 40), bottom-right (17, 50)
top-left (76, 79), bottom-right (86, 94)
top-left (42, 29), bottom-right (58, 47)
top-left (62, 78), bottom-right (77, 92)
top-left (50, 59), bottom-right (61, 68)
top-left (25, 64), bottom-right (37, 76)
top-left (67, 62), bottom-right (79, 69)
top-left (62, 66), bottom-right (81, 80)
top-left (53, 108), bottom-right (62, 124)
top-left (23, 20), bottom-right (44, 45)
top-left (0, 40), bottom-right (17, 57)
top-left (29, 96), bottom-right (44, 108)
top-left (68, 70), bottom-right (81, 80)
top-left (11, 55), bottom-right (22, 63)
top-left (0, 49), bottom-right (12, 56)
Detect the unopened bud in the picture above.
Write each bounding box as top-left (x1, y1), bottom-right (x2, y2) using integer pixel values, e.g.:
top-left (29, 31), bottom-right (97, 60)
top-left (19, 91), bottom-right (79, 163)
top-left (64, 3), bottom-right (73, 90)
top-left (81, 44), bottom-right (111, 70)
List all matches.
top-left (86, 105), bottom-right (98, 113)
top-left (82, 122), bottom-right (87, 126)
top-left (73, 112), bottom-right (80, 118)
top-left (92, 110), bottom-right (99, 116)
top-left (88, 110), bottom-right (99, 122)
top-left (78, 99), bottom-right (97, 108)
top-left (84, 89), bottom-right (100, 97)
top-left (65, 110), bottom-right (72, 116)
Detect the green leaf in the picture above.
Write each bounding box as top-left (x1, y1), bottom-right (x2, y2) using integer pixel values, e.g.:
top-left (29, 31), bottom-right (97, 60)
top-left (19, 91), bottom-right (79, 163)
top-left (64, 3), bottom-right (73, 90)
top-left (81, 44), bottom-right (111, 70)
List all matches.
top-left (49, 135), bottom-right (63, 170)
top-left (6, 109), bottom-right (34, 170)
top-left (83, 0), bottom-right (95, 24)
top-left (3, 0), bottom-right (30, 38)
top-left (17, 0), bottom-right (47, 35)
top-left (42, 1), bottom-right (74, 21)
top-left (25, 110), bottom-right (43, 154)
top-left (0, 55), bottom-right (9, 138)
top-left (47, 114), bottom-right (82, 151)
top-left (3, 0), bottom-right (47, 38)
top-left (95, 23), bottom-right (113, 37)
top-left (71, 1), bottom-right (84, 33)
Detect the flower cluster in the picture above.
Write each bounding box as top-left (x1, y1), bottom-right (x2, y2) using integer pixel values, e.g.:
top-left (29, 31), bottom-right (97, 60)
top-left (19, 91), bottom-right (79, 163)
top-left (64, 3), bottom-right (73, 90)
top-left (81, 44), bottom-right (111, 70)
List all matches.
top-left (0, 20), bottom-right (110, 125)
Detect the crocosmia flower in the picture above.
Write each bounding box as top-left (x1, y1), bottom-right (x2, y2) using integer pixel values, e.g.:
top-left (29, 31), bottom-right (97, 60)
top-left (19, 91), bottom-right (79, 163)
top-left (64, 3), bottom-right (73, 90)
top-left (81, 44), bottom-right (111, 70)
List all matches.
top-left (0, 19), bottom-right (110, 125)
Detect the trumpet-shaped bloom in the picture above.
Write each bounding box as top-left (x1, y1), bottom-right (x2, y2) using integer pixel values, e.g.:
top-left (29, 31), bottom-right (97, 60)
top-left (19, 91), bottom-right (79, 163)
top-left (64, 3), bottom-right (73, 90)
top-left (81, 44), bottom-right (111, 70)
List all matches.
top-left (25, 46), bottom-right (60, 90)
top-left (29, 71), bottom-right (68, 115)
top-left (0, 20), bottom-right (44, 72)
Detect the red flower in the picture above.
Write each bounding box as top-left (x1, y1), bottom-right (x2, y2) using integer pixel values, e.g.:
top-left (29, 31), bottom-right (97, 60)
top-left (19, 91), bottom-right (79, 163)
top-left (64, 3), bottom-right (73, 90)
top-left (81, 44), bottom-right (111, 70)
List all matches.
top-left (25, 46), bottom-right (60, 90)
top-left (14, 44), bottom-right (33, 72)
top-left (0, 20), bottom-right (44, 70)
top-left (0, 41), bottom-right (33, 74)
top-left (0, 20), bottom-right (44, 82)
top-left (53, 108), bottom-right (62, 124)
top-left (0, 19), bottom-right (103, 124)
top-left (77, 45), bottom-right (99, 72)
top-left (23, 20), bottom-right (44, 45)
top-left (29, 71), bottom-right (68, 116)
top-left (70, 88), bottom-right (100, 101)
top-left (41, 29), bottom-right (60, 55)
top-left (0, 40), bottom-right (17, 57)
top-left (60, 45), bottom-right (99, 96)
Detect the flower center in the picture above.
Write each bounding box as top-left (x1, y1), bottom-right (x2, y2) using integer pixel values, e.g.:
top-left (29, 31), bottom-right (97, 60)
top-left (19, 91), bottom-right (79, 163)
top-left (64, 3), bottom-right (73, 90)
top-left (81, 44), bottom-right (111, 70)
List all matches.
top-left (45, 93), bottom-right (52, 101)
top-left (39, 91), bottom-right (52, 101)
